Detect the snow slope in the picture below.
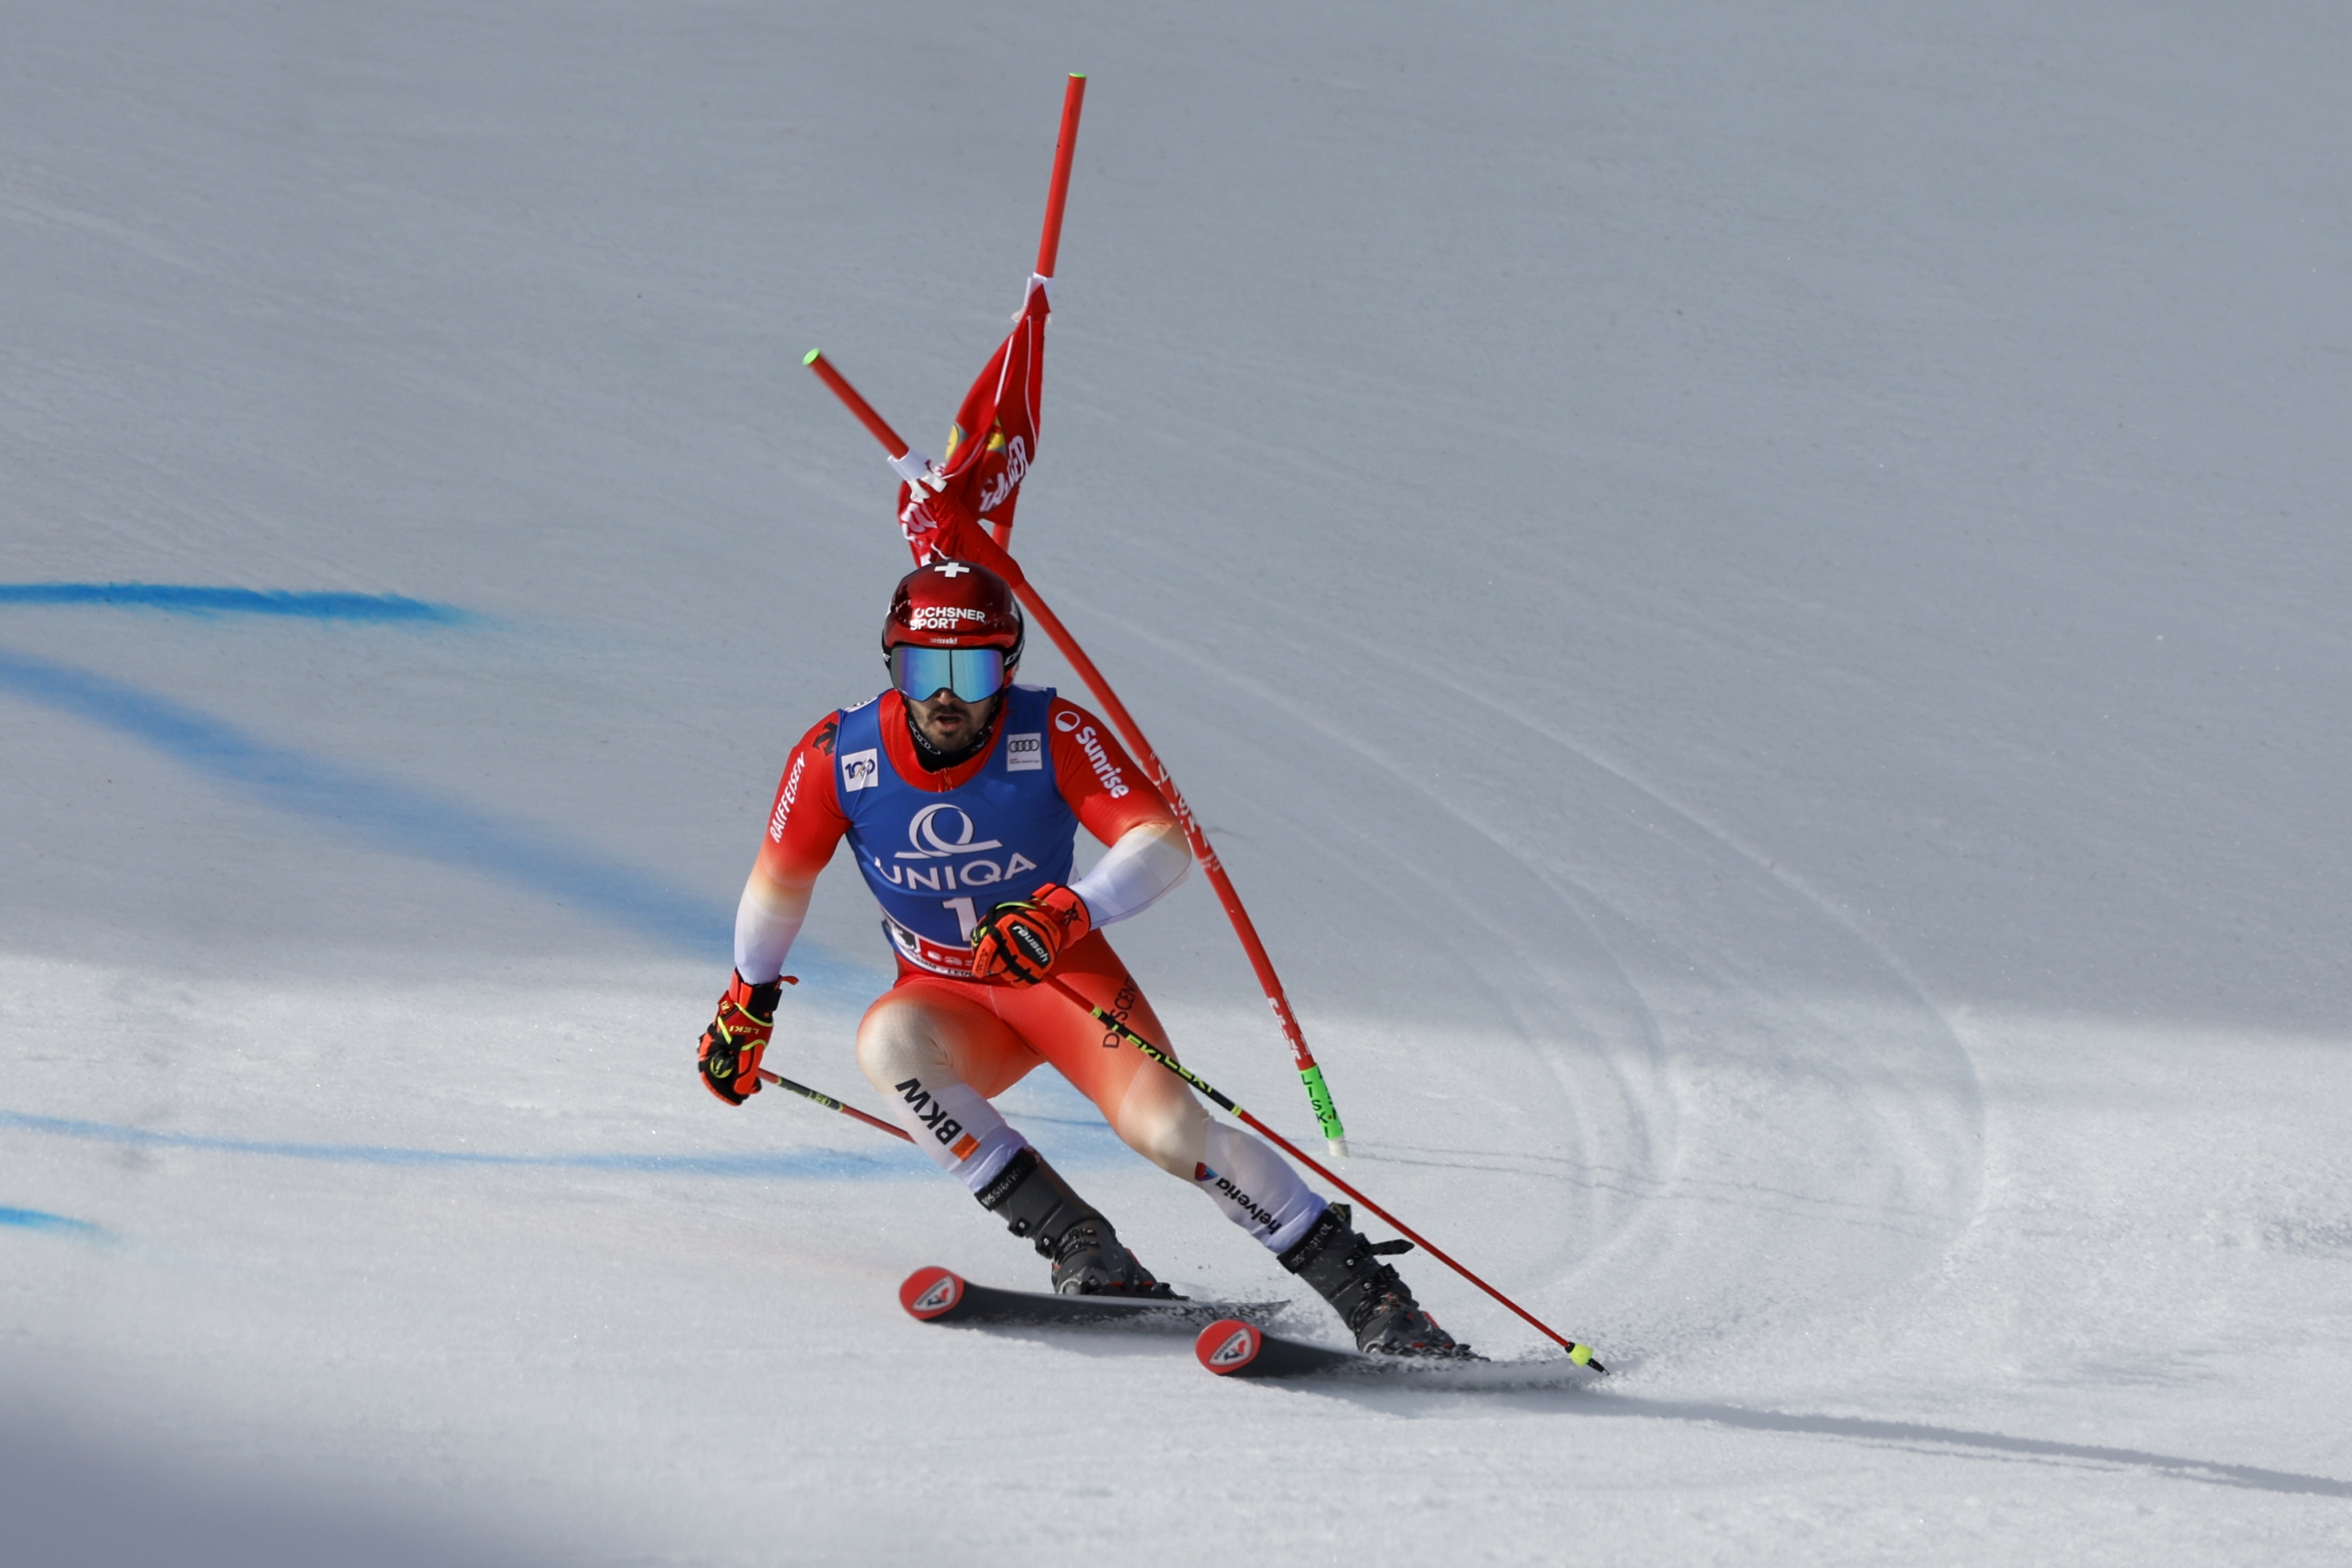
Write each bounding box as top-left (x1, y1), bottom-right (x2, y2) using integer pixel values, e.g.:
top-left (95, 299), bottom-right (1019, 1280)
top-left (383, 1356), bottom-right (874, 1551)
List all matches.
top-left (5, 2), bottom-right (2350, 1562)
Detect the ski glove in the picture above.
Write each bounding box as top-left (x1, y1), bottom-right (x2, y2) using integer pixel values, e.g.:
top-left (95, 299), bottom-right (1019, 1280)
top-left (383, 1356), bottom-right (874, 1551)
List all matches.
top-left (969, 884), bottom-right (1092, 986)
top-left (699, 971), bottom-right (786, 1105)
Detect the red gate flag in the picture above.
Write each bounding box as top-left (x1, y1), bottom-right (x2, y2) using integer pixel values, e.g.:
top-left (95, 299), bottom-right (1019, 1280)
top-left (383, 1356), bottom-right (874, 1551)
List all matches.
top-left (803, 74), bottom-right (1356, 1155)
top-left (895, 276), bottom-right (1050, 571)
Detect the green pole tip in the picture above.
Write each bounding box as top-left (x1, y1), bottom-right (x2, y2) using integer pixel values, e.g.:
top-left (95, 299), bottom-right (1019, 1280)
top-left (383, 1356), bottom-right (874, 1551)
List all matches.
top-left (1069, 71), bottom-right (1087, 81)
top-left (802, 348), bottom-right (822, 366)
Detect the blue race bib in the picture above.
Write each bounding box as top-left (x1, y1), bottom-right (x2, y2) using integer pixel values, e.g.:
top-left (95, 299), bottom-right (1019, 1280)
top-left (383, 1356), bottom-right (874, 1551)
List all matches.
top-left (833, 685), bottom-right (1077, 958)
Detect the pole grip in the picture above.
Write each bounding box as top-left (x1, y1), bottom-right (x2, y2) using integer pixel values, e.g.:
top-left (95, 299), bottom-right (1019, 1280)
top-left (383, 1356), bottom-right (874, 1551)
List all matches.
top-left (1035, 74), bottom-right (1088, 279)
top-left (804, 349), bottom-right (910, 459)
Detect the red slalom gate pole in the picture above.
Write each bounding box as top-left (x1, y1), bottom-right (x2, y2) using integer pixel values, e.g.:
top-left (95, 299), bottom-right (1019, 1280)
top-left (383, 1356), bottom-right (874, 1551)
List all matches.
top-left (1034, 74), bottom-right (1087, 281)
top-left (804, 349), bottom-right (913, 459)
top-left (800, 347), bottom-right (1355, 1158)
top-left (994, 75), bottom-right (1351, 1155)
top-left (1044, 977), bottom-right (1604, 1370)
top-left (1010, 585), bottom-right (1352, 1156)
top-left (996, 72), bottom-right (1086, 554)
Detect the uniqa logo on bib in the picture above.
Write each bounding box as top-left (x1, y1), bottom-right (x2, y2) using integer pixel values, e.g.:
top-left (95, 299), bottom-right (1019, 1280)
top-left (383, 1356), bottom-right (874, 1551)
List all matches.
top-left (873, 803), bottom-right (1036, 892)
top-left (894, 803), bottom-right (1004, 860)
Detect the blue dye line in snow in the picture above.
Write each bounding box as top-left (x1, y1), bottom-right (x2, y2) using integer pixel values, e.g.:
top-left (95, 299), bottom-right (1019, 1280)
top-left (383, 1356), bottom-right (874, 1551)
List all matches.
top-left (0, 1109), bottom-right (919, 1180)
top-left (0, 583), bottom-right (468, 623)
top-left (0, 645), bottom-right (753, 961)
top-left (0, 1205), bottom-right (109, 1238)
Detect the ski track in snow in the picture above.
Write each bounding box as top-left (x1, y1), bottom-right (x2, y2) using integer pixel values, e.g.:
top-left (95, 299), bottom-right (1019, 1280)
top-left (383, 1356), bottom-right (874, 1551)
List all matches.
top-left (1098, 597), bottom-right (1986, 1384)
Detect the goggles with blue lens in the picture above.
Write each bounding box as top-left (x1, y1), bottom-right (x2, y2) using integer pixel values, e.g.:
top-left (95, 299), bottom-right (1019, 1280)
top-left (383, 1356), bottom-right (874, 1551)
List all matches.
top-left (890, 644), bottom-right (1009, 703)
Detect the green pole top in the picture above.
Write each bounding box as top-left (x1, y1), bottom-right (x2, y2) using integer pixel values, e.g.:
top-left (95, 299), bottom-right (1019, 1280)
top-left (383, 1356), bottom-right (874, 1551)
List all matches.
top-left (802, 348), bottom-right (822, 366)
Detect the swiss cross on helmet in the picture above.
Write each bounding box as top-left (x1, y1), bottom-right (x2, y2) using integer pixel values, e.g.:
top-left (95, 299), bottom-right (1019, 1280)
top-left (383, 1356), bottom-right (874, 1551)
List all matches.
top-left (883, 560), bottom-right (1025, 705)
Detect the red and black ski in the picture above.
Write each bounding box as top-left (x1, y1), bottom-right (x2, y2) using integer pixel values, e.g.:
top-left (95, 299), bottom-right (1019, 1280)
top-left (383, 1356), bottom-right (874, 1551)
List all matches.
top-left (1193, 1318), bottom-right (1528, 1379)
top-left (898, 1267), bottom-right (1283, 1331)
top-left (1194, 1318), bottom-right (1369, 1377)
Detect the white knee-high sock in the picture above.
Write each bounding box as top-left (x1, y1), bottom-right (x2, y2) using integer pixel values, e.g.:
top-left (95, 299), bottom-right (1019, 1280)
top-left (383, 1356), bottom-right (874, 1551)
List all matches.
top-left (1192, 1122), bottom-right (1327, 1253)
top-left (882, 1073), bottom-right (1030, 1195)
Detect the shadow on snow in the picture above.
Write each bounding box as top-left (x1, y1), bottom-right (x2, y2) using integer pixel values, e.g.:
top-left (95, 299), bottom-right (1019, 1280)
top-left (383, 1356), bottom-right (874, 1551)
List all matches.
top-left (1279, 1372), bottom-right (2352, 1499)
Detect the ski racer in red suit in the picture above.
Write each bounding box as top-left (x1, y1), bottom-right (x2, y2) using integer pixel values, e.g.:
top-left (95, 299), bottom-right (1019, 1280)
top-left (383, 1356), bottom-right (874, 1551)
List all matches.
top-left (696, 560), bottom-right (1466, 1355)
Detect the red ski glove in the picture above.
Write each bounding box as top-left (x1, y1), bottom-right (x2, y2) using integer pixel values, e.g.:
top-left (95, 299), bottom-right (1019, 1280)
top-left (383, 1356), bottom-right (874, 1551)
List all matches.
top-left (698, 971), bottom-right (786, 1105)
top-left (969, 884), bottom-right (1093, 986)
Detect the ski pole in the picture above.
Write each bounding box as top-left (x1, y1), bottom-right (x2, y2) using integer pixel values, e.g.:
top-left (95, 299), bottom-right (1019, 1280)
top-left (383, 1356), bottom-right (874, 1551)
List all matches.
top-left (1042, 975), bottom-right (1604, 1370)
top-left (755, 1067), bottom-right (914, 1144)
top-left (725, 975), bottom-right (914, 1142)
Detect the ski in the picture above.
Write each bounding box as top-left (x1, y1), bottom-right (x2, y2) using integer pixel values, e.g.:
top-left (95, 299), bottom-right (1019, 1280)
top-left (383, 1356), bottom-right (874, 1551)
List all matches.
top-left (1196, 1318), bottom-right (1368, 1377)
top-left (898, 1266), bottom-right (1285, 1331)
top-left (1193, 1318), bottom-right (1505, 1379)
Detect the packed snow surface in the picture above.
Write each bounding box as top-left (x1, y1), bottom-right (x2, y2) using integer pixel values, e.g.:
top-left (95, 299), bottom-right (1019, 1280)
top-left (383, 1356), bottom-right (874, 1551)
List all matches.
top-left (5, 2), bottom-right (2350, 1563)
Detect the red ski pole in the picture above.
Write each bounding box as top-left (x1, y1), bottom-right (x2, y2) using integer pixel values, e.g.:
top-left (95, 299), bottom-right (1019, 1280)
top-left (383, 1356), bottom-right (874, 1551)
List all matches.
top-left (1044, 976), bottom-right (1602, 1370)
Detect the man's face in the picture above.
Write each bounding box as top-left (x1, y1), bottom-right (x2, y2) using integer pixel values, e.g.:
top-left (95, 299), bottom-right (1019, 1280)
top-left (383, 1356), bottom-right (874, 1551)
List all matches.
top-left (906, 662), bottom-right (1014, 753)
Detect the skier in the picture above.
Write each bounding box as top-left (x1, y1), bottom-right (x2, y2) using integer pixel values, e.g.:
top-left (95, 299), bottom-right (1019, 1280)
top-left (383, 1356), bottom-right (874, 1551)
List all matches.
top-left (695, 559), bottom-right (1465, 1356)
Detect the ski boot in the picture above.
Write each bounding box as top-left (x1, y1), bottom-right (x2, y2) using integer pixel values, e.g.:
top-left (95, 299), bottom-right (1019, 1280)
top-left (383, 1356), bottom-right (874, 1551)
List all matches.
top-left (1278, 1203), bottom-right (1475, 1358)
top-left (975, 1148), bottom-right (1176, 1298)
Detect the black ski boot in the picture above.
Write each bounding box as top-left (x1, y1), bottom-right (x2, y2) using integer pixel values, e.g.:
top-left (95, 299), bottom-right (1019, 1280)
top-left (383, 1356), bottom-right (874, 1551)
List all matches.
top-left (975, 1148), bottom-right (1176, 1298)
top-left (1278, 1203), bottom-right (1474, 1357)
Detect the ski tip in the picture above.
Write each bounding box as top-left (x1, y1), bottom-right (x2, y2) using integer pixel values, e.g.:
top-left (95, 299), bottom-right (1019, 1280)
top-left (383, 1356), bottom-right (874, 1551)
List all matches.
top-left (802, 347), bottom-right (823, 367)
top-left (899, 1265), bottom-right (967, 1322)
top-left (1196, 1318), bottom-right (1265, 1376)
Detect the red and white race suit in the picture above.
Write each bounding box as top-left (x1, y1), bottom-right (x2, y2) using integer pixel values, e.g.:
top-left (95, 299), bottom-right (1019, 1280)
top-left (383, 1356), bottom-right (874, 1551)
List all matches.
top-left (733, 685), bottom-right (1325, 1254)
